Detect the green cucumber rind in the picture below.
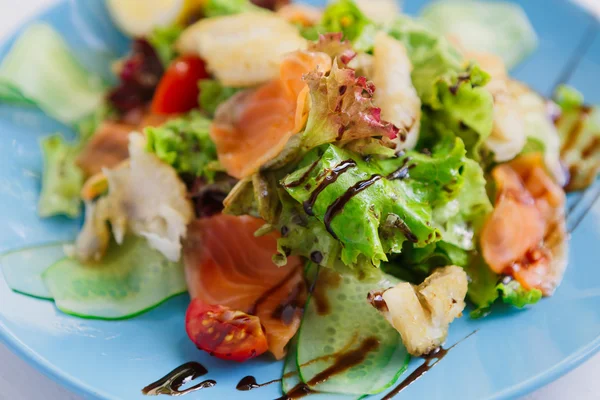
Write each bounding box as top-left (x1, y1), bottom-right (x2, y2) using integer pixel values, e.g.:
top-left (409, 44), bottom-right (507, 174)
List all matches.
top-left (282, 336), bottom-right (302, 393)
top-left (52, 291), bottom-right (187, 321)
top-left (297, 267), bottom-right (410, 396)
top-left (42, 236), bottom-right (187, 320)
top-left (0, 242), bottom-right (66, 300)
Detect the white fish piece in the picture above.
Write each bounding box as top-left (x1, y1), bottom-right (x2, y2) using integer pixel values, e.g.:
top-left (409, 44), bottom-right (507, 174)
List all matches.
top-left (74, 133), bottom-right (194, 262)
top-left (177, 12), bottom-right (307, 87)
top-left (369, 266), bottom-right (468, 356)
top-left (372, 32), bottom-right (421, 150)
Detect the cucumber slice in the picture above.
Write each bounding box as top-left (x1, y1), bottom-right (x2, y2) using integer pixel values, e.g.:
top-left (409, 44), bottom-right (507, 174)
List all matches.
top-left (0, 23), bottom-right (106, 124)
top-left (0, 243), bottom-right (65, 300)
top-left (283, 337), bottom-right (358, 399)
top-left (0, 80), bottom-right (35, 106)
top-left (421, 0), bottom-right (538, 69)
top-left (297, 267), bottom-right (410, 395)
top-left (42, 236), bottom-right (187, 320)
top-left (282, 337), bottom-right (302, 393)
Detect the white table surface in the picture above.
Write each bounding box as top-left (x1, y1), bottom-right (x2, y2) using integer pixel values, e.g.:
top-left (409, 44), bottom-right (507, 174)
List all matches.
top-left (0, 1), bottom-right (599, 399)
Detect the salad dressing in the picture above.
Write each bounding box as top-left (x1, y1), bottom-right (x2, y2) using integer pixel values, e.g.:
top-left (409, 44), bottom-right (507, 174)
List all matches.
top-left (303, 159), bottom-right (357, 216)
top-left (271, 281), bottom-right (306, 324)
top-left (324, 174), bottom-right (384, 239)
top-left (285, 159), bottom-right (321, 188)
top-left (141, 362), bottom-right (215, 396)
top-left (312, 269), bottom-right (342, 316)
top-left (236, 375), bottom-right (282, 391)
top-left (278, 336), bottom-right (380, 399)
top-left (382, 330), bottom-right (478, 399)
top-left (367, 290), bottom-right (389, 312)
top-left (248, 265), bottom-right (303, 315)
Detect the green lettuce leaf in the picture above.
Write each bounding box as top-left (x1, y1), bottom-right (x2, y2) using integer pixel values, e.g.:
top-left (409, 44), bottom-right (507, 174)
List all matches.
top-left (433, 158), bottom-right (492, 250)
top-left (320, 0), bottom-right (374, 42)
top-left (148, 24), bottom-right (183, 67)
top-left (281, 140), bottom-right (466, 266)
top-left (386, 15), bottom-right (463, 102)
top-left (274, 190), bottom-right (342, 269)
top-left (198, 79), bottom-right (242, 116)
top-left (145, 111), bottom-right (219, 181)
top-left (419, 66), bottom-right (494, 159)
top-left (203, 0), bottom-right (261, 17)
top-left (464, 254), bottom-right (499, 318)
top-left (383, 241), bottom-right (469, 283)
top-left (497, 280), bottom-right (542, 308)
top-left (386, 17), bottom-right (494, 159)
top-left (38, 134), bottom-right (84, 218)
top-left (467, 264), bottom-right (542, 318)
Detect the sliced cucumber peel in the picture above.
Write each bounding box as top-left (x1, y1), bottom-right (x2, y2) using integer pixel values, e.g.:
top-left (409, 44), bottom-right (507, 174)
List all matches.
top-left (42, 236), bottom-right (187, 320)
top-left (296, 265), bottom-right (410, 395)
top-left (0, 23), bottom-right (106, 124)
top-left (283, 336), bottom-right (359, 399)
top-left (0, 243), bottom-right (65, 300)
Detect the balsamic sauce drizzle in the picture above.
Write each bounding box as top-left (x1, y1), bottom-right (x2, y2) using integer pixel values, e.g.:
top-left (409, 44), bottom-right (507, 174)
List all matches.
top-left (236, 375), bottom-right (284, 391)
top-left (303, 159), bottom-right (357, 216)
top-left (381, 330), bottom-right (478, 399)
top-left (323, 174), bottom-right (383, 239)
top-left (141, 362), bottom-right (215, 396)
top-left (276, 337), bottom-right (380, 399)
top-left (285, 159), bottom-right (321, 188)
top-left (248, 266), bottom-right (302, 315)
top-left (147, 331), bottom-right (476, 398)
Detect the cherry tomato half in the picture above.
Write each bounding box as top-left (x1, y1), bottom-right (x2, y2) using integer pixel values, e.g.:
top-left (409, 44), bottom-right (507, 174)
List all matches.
top-left (185, 299), bottom-right (269, 362)
top-left (151, 55), bottom-right (208, 115)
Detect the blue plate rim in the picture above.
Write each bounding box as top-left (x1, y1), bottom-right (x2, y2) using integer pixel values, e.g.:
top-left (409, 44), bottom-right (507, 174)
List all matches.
top-left (2, 303), bottom-right (600, 400)
top-left (0, 0), bottom-right (599, 399)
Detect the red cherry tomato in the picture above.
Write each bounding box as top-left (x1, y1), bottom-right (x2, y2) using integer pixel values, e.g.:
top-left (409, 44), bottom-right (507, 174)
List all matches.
top-left (185, 299), bottom-right (269, 362)
top-left (151, 56), bottom-right (208, 115)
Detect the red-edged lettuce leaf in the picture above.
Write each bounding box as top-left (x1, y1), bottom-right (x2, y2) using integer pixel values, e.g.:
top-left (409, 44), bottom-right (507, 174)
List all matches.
top-left (301, 60), bottom-right (400, 151)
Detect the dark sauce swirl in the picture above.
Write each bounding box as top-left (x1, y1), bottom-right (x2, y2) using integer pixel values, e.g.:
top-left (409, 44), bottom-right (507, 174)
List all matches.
top-left (141, 362), bottom-right (215, 396)
top-left (303, 159), bottom-right (357, 216)
top-left (323, 174), bottom-right (383, 239)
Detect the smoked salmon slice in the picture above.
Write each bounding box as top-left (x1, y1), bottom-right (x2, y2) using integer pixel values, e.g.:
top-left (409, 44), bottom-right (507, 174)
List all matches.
top-left (481, 153), bottom-right (567, 295)
top-left (184, 214), bottom-right (306, 359)
top-left (76, 112), bottom-right (172, 177)
top-left (210, 50), bottom-right (332, 179)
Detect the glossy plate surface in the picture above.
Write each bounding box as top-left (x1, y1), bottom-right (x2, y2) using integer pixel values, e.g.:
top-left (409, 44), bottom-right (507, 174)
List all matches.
top-left (0, 1), bottom-right (599, 399)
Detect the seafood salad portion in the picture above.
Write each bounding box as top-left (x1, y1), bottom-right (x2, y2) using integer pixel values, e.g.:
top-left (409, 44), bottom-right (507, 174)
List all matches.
top-left (1, 0), bottom-right (600, 397)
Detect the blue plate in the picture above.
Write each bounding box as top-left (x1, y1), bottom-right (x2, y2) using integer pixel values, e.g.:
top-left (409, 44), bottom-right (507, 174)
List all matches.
top-left (1, 1), bottom-right (599, 399)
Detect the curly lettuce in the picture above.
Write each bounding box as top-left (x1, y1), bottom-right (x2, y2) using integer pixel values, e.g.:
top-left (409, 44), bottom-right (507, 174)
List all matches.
top-left (387, 15), bottom-right (464, 102)
top-left (301, 61), bottom-right (399, 151)
top-left (433, 158), bottom-right (492, 250)
top-left (145, 111), bottom-right (219, 181)
top-left (419, 66), bottom-right (494, 159)
top-left (281, 139), bottom-right (466, 266)
top-left (38, 135), bottom-right (84, 218)
top-left (497, 280), bottom-right (542, 308)
top-left (320, 0), bottom-right (374, 42)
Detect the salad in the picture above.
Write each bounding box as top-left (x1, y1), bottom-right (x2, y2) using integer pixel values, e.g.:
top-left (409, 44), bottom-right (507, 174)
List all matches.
top-left (1, 0), bottom-right (599, 397)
